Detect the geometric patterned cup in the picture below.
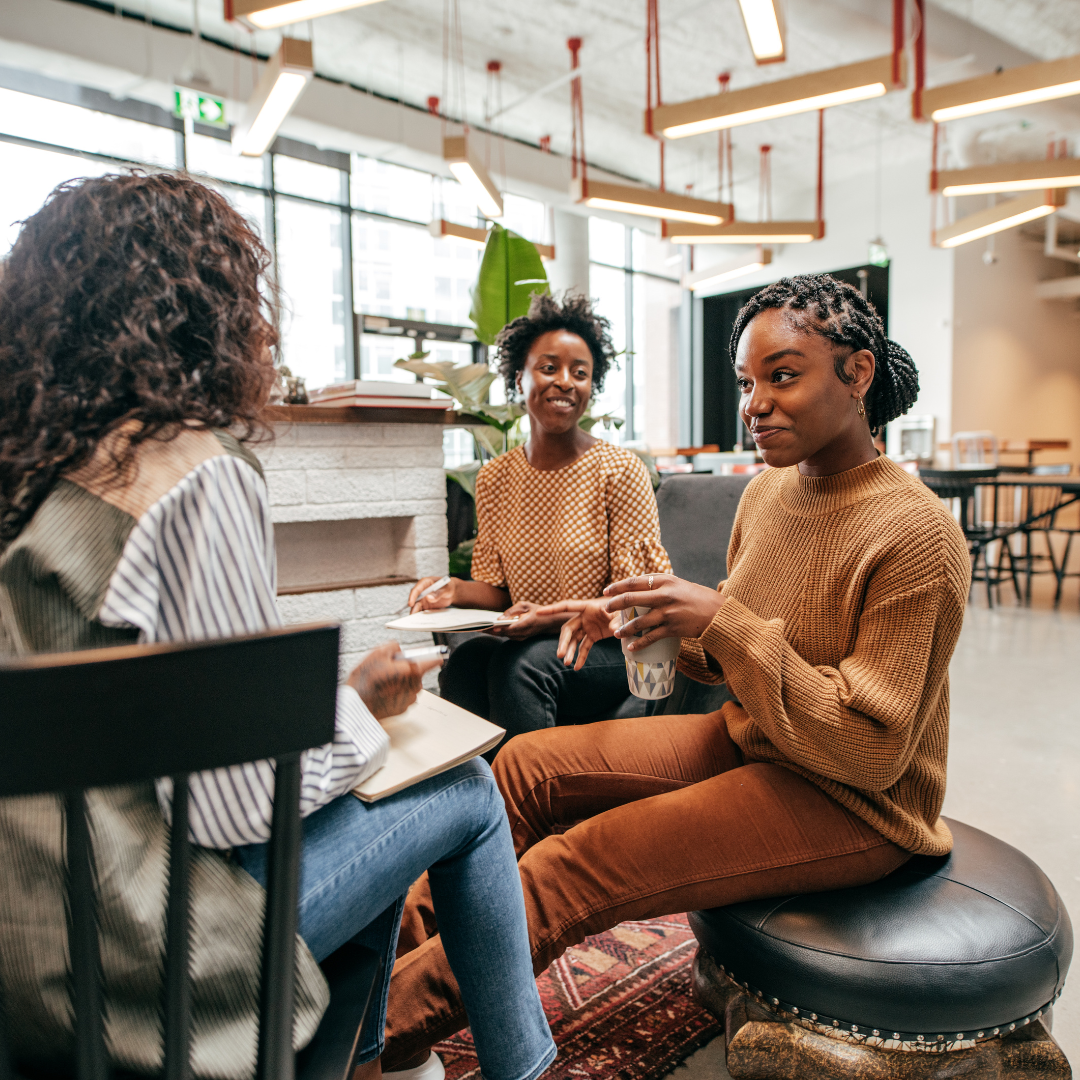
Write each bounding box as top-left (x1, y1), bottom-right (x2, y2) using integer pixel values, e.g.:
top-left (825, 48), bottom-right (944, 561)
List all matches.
top-left (619, 606), bottom-right (678, 700)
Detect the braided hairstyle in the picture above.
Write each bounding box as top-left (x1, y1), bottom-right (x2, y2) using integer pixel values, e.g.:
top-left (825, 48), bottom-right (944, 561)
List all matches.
top-left (729, 274), bottom-right (919, 434)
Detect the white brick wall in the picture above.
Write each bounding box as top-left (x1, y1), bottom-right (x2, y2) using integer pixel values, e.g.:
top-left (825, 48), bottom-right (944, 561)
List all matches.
top-left (257, 421), bottom-right (448, 691)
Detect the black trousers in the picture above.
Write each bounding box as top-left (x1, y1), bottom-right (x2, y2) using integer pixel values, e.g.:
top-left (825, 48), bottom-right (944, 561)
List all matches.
top-left (439, 634), bottom-right (637, 757)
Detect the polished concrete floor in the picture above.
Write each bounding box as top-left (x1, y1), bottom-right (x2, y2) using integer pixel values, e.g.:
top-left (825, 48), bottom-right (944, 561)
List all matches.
top-left (666, 584), bottom-right (1080, 1078)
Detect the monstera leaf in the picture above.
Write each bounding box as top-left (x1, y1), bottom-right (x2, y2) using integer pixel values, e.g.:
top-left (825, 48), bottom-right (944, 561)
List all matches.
top-left (469, 223), bottom-right (550, 346)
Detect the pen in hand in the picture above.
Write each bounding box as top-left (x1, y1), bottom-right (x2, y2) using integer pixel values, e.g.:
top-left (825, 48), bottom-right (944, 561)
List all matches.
top-left (398, 575), bottom-right (452, 614)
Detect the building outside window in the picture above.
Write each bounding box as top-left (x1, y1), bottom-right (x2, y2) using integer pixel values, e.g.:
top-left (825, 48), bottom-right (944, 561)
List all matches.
top-left (589, 218), bottom-right (682, 449)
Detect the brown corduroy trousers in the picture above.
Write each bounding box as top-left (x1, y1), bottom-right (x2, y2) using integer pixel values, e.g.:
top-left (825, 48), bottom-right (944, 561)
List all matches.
top-left (383, 706), bottom-right (910, 1067)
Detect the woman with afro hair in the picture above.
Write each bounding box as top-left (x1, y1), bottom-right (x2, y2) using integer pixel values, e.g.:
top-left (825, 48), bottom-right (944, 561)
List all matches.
top-left (406, 291), bottom-right (672, 753)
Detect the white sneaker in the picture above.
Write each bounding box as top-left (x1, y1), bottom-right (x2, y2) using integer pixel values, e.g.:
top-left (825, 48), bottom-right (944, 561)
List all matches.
top-left (382, 1051), bottom-right (445, 1080)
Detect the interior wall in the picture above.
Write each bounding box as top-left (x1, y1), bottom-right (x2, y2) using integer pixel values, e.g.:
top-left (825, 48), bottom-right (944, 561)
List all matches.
top-left (952, 227), bottom-right (1080, 471)
top-left (689, 155), bottom-right (956, 452)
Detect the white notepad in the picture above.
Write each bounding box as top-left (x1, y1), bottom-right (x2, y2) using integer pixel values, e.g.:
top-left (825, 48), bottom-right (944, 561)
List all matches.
top-left (385, 608), bottom-right (517, 632)
top-left (352, 691), bottom-right (505, 803)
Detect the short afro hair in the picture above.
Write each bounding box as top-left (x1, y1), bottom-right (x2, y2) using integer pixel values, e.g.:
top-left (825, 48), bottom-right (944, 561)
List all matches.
top-left (495, 291), bottom-right (616, 399)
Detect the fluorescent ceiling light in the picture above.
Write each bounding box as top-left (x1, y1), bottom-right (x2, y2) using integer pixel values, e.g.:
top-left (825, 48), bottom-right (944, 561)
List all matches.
top-left (652, 54), bottom-right (902, 138)
top-left (934, 158), bottom-right (1080, 197)
top-left (227, 0), bottom-right (388, 31)
top-left (428, 219), bottom-right (489, 249)
top-left (571, 177), bottom-right (732, 226)
top-left (444, 135), bottom-right (503, 219)
top-left (232, 38), bottom-right (313, 157)
top-left (666, 220), bottom-right (823, 244)
top-left (738, 0), bottom-right (785, 64)
top-left (682, 249), bottom-right (772, 291)
top-left (924, 53), bottom-right (1080, 122)
top-left (933, 190), bottom-right (1066, 248)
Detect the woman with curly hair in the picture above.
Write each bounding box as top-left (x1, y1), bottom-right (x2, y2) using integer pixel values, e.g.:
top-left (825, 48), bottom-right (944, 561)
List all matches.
top-left (0, 172), bottom-right (554, 1080)
top-left (382, 274), bottom-right (970, 1067)
top-left (407, 291), bottom-right (672, 750)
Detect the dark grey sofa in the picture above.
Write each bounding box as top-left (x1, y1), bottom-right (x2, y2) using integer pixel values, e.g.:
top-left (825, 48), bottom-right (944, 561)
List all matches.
top-left (615, 471), bottom-right (754, 718)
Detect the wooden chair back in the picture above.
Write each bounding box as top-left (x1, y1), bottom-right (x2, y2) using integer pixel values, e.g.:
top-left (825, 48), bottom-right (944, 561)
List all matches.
top-left (0, 624), bottom-right (341, 1080)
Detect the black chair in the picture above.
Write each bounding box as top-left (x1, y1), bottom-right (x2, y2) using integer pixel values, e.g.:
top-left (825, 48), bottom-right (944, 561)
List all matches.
top-left (920, 468), bottom-right (1022, 607)
top-left (690, 818), bottom-right (1072, 1079)
top-left (0, 625), bottom-right (381, 1080)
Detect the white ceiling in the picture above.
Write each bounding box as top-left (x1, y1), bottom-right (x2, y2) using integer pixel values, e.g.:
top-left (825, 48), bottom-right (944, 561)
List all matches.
top-left (121, 0), bottom-right (1080, 217)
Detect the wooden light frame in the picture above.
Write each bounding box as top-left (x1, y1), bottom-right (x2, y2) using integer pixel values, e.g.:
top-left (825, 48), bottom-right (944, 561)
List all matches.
top-left (232, 38), bottom-right (313, 158)
top-left (571, 177), bottom-right (733, 226)
top-left (652, 54), bottom-right (904, 138)
top-left (664, 220), bottom-right (824, 244)
top-left (932, 189), bottom-right (1066, 248)
top-left (681, 248), bottom-right (773, 291)
top-left (737, 0), bottom-right (786, 65)
top-left (932, 158), bottom-right (1080, 197)
top-left (444, 135), bottom-right (504, 219)
top-left (923, 54), bottom-right (1080, 123)
top-left (225, 0), bottom-right (387, 30)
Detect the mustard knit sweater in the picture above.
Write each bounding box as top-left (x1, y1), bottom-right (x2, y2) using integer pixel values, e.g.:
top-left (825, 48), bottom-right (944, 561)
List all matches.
top-left (678, 455), bottom-right (971, 856)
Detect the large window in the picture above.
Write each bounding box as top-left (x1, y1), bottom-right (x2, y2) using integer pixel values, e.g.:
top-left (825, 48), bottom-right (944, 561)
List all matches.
top-left (0, 68), bottom-right (679, 460)
top-left (0, 70), bottom-right (519, 402)
top-left (589, 219), bottom-right (682, 448)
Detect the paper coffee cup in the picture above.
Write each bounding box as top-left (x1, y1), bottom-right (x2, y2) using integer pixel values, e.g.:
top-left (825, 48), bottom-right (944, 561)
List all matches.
top-left (619, 606), bottom-right (679, 700)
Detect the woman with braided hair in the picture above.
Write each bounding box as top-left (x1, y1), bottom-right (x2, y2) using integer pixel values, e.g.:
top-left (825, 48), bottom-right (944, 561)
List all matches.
top-left (382, 274), bottom-right (970, 1067)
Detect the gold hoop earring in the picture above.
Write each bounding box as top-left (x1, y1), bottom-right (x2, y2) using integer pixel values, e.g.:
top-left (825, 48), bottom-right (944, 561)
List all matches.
top-left (856, 397), bottom-right (865, 418)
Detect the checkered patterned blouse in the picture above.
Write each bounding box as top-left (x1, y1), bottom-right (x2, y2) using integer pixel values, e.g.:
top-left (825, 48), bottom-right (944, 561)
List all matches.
top-left (471, 441), bottom-right (672, 604)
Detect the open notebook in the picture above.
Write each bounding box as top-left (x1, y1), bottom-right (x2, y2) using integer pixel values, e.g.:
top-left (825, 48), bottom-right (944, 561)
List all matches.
top-left (352, 691), bottom-right (505, 803)
top-left (385, 608), bottom-right (517, 632)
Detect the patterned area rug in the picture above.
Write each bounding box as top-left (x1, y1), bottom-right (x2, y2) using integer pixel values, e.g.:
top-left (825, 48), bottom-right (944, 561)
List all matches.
top-left (434, 914), bottom-right (722, 1079)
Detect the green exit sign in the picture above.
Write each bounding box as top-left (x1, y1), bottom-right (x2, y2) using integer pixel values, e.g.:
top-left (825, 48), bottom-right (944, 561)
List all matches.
top-left (174, 87), bottom-right (227, 128)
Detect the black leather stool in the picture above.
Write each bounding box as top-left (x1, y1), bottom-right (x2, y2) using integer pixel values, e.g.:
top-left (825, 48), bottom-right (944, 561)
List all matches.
top-left (690, 818), bottom-right (1073, 1079)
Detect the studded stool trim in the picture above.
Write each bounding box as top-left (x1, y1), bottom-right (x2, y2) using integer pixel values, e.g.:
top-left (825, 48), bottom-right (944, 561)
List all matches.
top-left (714, 962), bottom-right (1065, 1054)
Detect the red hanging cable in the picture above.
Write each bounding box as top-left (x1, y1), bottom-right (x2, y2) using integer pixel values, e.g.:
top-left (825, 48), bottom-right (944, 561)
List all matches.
top-left (718, 72), bottom-right (733, 211)
top-left (911, 0), bottom-right (926, 119)
top-left (892, 0), bottom-right (904, 87)
top-left (568, 38), bottom-right (585, 185)
top-left (816, 110), bottom-right (825, 229)
top-left (646, 0), bottom-right (665, 190)
top-left (758, 145), bottom-right (772, 221)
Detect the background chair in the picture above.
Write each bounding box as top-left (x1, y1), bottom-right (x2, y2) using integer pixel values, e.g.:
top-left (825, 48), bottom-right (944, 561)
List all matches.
top-left (952, 430), bottom-right (999, 467)
top-left (690, 818), bottom-right (1072, 1079)
top-left (0, 625), bottom-right (381, 1080)
top-left (920, 468), bottom-right (1021, 607)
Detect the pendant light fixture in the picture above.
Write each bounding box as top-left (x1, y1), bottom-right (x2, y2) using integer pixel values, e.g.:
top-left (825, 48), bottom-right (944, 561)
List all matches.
top-left (737, 0), bottom-right (785, 65)
top-left (443, 135), bottom-right (504, 219)
top-left (666, 221), bottom-right (824, 243)
top-left (226, 0), bottom-right (388, 30)
top-left (428, 219), bottom-right (489, 248)
top-left (682, 247), bottom-right (772, 291)
top-left (569, 20), bottom-right (733, 225)
top-left (232, 37), bottom-right (313, 157)
top-left (653, 54), bottom-right (904, 139)
top-left (933, 190), bottom-right (1066, 248)
top-left (665, 111), bottom-right (826, 245)
top-left (932, 157), bottom-right (1080, 197)
top-left (923, 54), bottom-right (1080, 123)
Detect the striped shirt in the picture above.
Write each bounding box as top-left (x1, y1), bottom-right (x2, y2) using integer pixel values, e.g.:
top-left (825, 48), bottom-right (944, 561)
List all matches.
top-left (97, 453), bottom-right (389, 849)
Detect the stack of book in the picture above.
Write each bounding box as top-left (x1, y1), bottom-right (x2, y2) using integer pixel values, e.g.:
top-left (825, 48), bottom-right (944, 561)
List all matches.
top-left (308, 380), bottom-right (452, 410)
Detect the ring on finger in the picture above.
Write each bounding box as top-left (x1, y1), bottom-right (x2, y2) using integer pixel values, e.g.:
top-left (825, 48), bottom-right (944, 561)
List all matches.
top-left (648, 575), bottom-right (654, 590)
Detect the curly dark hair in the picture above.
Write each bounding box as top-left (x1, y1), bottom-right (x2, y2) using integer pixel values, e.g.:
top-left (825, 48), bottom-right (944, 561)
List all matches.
top-left (0, 171), bottom-right (277, 543)
top-left (495, 291), bottom-right (617, 399)
top-left (730, 274), bottom-right (919, 434)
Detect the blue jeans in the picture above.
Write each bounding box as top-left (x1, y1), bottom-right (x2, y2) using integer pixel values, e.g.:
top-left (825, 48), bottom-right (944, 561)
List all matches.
top-left (233, 758), bottom-right (556, 1080)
